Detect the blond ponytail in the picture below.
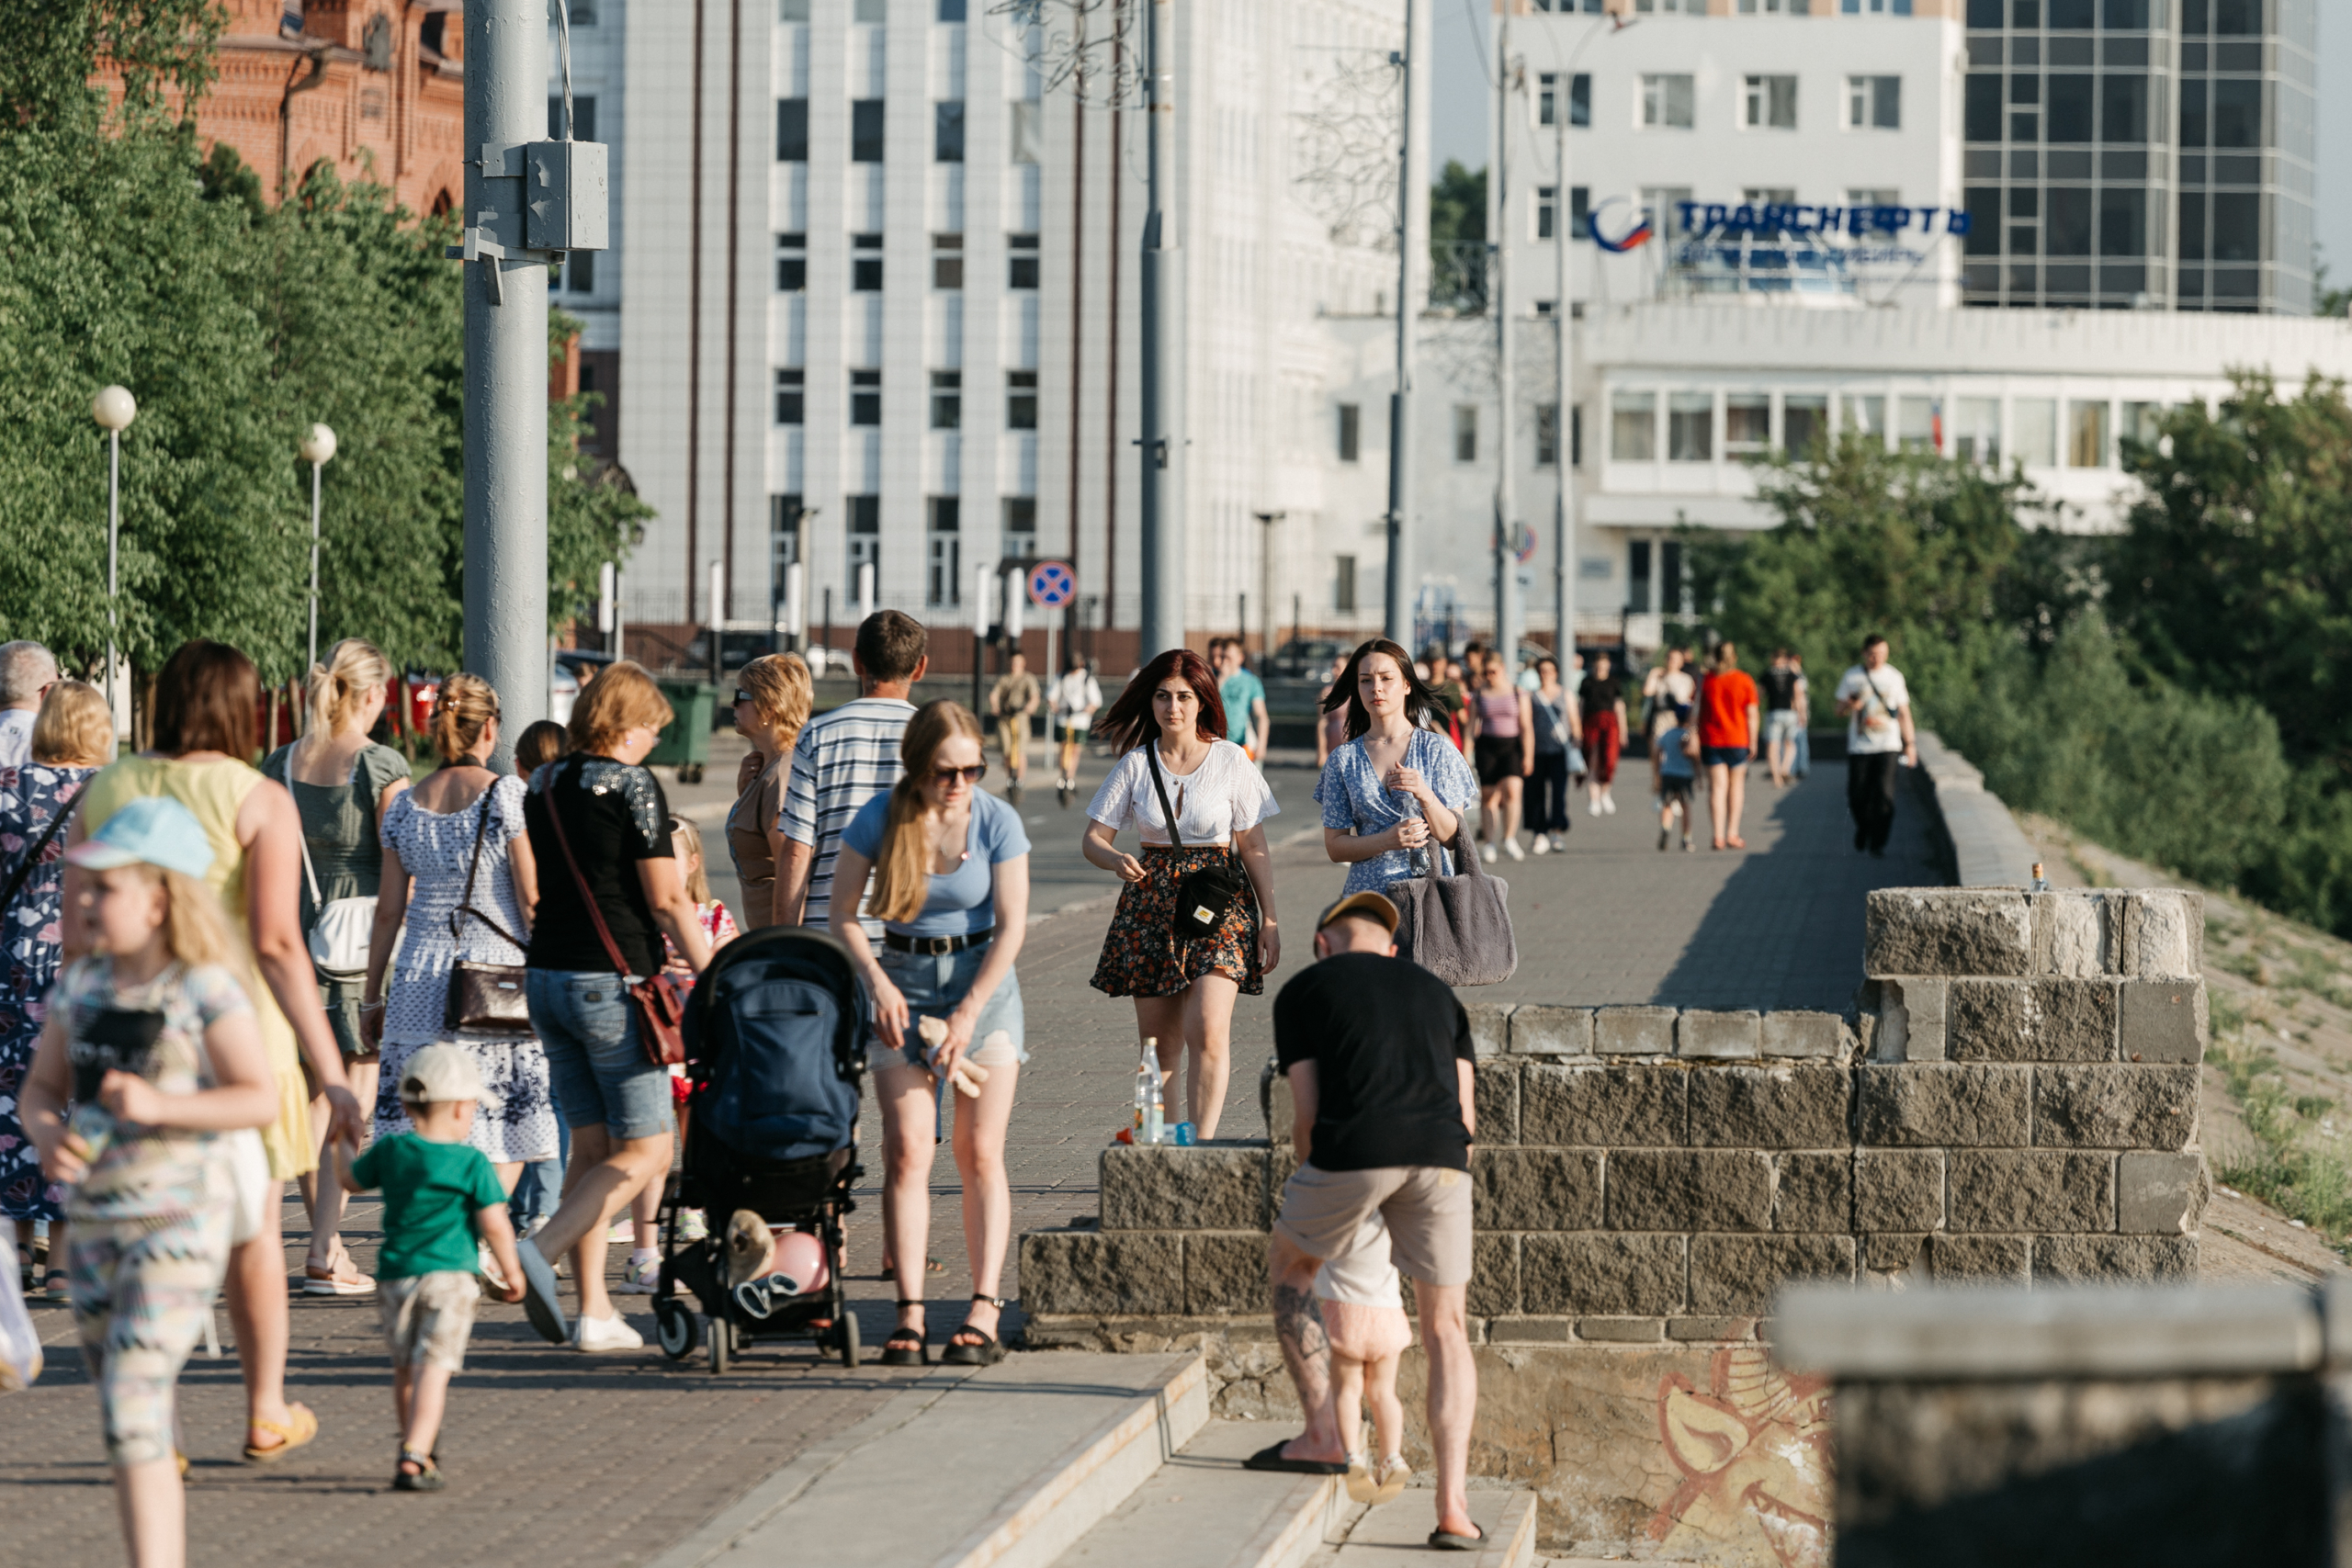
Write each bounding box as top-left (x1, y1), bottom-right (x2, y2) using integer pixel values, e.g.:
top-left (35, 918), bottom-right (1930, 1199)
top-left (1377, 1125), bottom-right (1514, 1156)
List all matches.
top-left (301, 637), bottom-right (390, 749)
top-left (869, 702), bottom-right (987, 924)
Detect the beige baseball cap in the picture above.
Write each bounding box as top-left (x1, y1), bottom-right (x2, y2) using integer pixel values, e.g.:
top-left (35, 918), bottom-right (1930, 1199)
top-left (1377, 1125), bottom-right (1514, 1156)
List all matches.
top-left (398, 1043), bottom-right (485, 1106)
top-left (1316, 890), bottom-right (1400, 935)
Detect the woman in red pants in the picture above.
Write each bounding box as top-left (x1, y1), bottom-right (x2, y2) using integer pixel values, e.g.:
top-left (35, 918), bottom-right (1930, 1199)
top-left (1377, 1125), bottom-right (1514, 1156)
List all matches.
top-left (1578, 652), bottom-right (1628, 816)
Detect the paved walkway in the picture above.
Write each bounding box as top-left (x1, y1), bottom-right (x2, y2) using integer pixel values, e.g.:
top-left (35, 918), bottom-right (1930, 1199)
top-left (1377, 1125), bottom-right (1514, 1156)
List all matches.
top-left (1, 740), bottom-right (1938, 1566)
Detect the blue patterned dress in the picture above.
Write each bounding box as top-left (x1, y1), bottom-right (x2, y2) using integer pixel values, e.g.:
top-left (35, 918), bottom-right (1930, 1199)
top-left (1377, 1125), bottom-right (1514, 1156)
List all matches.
top-left (0, 763), bottom-right (97, 1223)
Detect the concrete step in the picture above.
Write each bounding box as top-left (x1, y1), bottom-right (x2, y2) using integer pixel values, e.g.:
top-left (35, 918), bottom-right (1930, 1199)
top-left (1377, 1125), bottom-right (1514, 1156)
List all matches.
top-left (1303, 1488), bottom-right (1539, 1568)
top-left (1048, 1420), bottom-right (1353, 1568)
top-left (647, 1351), bottom-right (1209, 1568)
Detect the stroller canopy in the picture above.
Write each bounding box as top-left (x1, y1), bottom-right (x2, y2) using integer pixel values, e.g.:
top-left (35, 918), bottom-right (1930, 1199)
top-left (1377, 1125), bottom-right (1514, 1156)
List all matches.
top-left (686, 926), bottom-right (868, 1166)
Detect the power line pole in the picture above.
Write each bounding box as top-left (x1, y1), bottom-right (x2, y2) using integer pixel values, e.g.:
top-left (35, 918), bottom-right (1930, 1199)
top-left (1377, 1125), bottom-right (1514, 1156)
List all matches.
top-left (1138, 0), bottom-right (1185, 660)
top-left (1492, 6), bottom-right (1522, 666)
top-left (1383, 0), bottom-right (1426, 649)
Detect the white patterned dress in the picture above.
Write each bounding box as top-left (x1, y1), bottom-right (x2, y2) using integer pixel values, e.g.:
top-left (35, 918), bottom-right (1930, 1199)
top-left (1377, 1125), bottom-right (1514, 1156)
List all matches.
top-left (374, 776), bottom-right (557, 1165)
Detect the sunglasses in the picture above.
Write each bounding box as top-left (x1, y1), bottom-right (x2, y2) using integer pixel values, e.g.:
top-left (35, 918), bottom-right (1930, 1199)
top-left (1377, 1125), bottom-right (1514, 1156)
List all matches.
top-left (732, 689), bottom-right (757, 705)
top-left (930, 763), bottom-right (987, 785)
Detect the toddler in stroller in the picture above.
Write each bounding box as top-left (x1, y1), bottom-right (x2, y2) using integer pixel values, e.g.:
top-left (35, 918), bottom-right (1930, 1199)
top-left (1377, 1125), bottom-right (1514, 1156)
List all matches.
top-left (653, 926), bottom-right (869, 1372)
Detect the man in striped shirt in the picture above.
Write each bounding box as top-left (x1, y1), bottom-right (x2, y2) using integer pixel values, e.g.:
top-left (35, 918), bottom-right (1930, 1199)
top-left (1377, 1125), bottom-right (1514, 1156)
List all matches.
top-left (776, 610), bottom-right (930, 931)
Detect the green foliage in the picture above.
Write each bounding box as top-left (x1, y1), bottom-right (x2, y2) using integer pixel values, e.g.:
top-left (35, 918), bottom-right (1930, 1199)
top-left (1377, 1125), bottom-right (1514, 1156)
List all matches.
top-left (547, 309), bottom-right (654, 632)
top-left (1429, 159), bottom-right (1486, 249)
top-left (3, 0), bottom-right (222, 131)
top-left (2213, 1041), bottom-right (2352, 1254)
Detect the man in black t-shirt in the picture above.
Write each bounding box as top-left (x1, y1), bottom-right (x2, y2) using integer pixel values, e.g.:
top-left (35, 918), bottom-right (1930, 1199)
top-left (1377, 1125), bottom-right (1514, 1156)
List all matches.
top-left (1242, 892), bottom-right (1484, 1551)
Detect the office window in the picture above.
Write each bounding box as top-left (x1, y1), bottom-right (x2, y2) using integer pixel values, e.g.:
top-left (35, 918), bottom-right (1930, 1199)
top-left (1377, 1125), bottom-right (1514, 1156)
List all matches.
top-left (851, 99), bottom-right (885, 163)
top-left (1725, 393), bottom-right (1770, 459)
top-left (1540, 187), bottom-right (1595, 243)
top-left (1008, 232), bottom-right (1041, 288)
top-left (547, 95), bottom-right (597, 142)
top-left (1611, 392), bottom-right (1656, 461)
top-left (1897, 397), bottom-right (1938, 454)
top-left (1642, 74), bottom-right (1695, 130)
top-left (1628, 540), bottom-right (1653, 614)
top-left (1537, 73), bottom-right (1591, 128)
top-left (853, 232), bottom-right (883, 290)
top-left (780, 0), bottom-right (809, 18)
top-left (2013, 398), bottom-right (2058, 466)
top-left (771, 494), bottom-right (804, 592)
top-left (850, 369), bottom-right (881, 426)
top-left (1668, 394), bottom-right (1713, 462)
top-left (1739, 0), bottom-right (1805, 8)
top-left (2048, 0), bottom-right (2091, 21)
top-left (1002, 496), bottom-right (1037, 541)
top-left (2048, 188), bottom-right (2091, 255)
top-left (2211, 79), bottom-right (2260, 148)
top-left (2048, 74), bottom-right (2092, 141)
top-left (1643, 186), bottom-right (1694, 237)
top-left (934, 100), bottom-right (966, 163)
top-left (2211, 193), bottom-right (2258, 262)
top-left (926, 498), bottom-right (960, 608)
top-left (1954, 398), bottom-right (2001, 465)
top-left (854, 0), bottom-right (885, 20)
top-left (1569, 186), bottom-right (1590, 239)
top-left (1570, 404), bottom-right (1583, 467)
top-left (1782, 394), bottom-right (1826, 455)
top-left (1965, 73), bottom-right (2002, 141)
top-left (933, 232), bottom-right (964, 289)
top-left (1744, 75), bottom-right (1798, 130)
top-left (938, 0), bottom-right (967, 17)
top-left (2099, 189), bottom-right (2144, 256)
top-left (1453, 405), bottom-right (1479, 463)
top-left (1534, 403), bottom-right (1559, 468)
top-left (1848, 75), bottom-right (1901, 130)
top-left (1337, 403), bottom-right (1361, 463)
top-left (847, 495), bottom-right (880, 586)
top-left (1006, 370), bottom-right (1038, 431)
top-left (1010, 101), bottom-right (1044, 164)
top-left (776, 98), bottom-right (808, 162)
top-left (1963, 188), bottom-right (2000, 256)
top-left (2067, 400), bottom-right (2109, 468)
top-left (1661, 541), bottom-right (1685, 617)
top-left (2102, 73), bottom-right (2147, 142)
top-left (1842, 394), bottom-right (1885, 442)
top-left (554, 248), bottom-right (594, 294)
top-left (775, 368), bottom-right (804, 425)
top-left (1536, 186), bottom-right (1555, 241)
top-left (775, 231), bottom-right (807, 291)
top-left (930, 371), bottom-right (961, 431)
top-left (2180, 78), bottom-right (2206, 146)
top-left (1335, 556), bottom-right (1358, 615)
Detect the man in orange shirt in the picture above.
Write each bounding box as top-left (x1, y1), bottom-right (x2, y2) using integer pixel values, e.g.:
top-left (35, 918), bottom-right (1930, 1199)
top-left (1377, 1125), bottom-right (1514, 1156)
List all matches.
top-left (1695, 642), bottom-right (1759, 852)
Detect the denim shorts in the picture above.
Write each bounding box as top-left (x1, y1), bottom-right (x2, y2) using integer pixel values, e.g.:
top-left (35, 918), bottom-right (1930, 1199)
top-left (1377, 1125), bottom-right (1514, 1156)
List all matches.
top-left (1701, 745), bottom-right (1751, 768)
top-left (1765, 709), bottom-right (1805, 746)
top-left (866, 943), bottom-right (1029, 1075)
top-left (526, 969), bottom-right (676, 1143)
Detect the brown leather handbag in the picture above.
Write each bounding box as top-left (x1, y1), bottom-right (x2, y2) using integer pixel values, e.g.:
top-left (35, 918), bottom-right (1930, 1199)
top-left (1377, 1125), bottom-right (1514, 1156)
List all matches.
top-left (543, 775), bottom-right (689, 1066)
top-left (443, 787), bottom-right (533, 1033)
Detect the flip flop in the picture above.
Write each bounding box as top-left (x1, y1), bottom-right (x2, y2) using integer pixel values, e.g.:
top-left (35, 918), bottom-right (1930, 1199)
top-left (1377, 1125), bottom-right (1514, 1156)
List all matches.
top-left (512, 1235), bottom-right (570, 1345)
top-left (1241, 1440), bottom-right (1348, 1476)
top-left (1428, 1526), bottom-right (1486, 1551)
top-left (243, 1404), bottom-right (319, 1463)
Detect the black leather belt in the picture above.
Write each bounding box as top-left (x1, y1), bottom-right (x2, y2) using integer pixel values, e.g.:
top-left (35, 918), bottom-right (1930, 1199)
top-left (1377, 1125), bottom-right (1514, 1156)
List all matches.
top-left (884, 927), bottom-right (994, 955)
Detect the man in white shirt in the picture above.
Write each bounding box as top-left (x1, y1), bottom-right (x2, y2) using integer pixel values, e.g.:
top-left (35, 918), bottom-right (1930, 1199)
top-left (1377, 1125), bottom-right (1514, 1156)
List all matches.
top-left (1047, 653), bottom-right (1102, 807)
top-left (1834, 634), bottom-right (1917, 858)
top-left (0, 641), bottom-right (59, 770)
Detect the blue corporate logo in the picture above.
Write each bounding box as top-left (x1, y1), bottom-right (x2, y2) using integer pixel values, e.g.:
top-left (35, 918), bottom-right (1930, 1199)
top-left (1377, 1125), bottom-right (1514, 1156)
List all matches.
top-left (1674, 200), bottom-right (1972, 239)
top-left (1589, 197), bottom-right (1655, 254)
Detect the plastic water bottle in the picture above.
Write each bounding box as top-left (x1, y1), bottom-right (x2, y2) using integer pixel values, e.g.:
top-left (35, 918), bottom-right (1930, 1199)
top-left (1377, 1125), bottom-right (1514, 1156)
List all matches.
top-left (1134, 1039), bottom-right (1158, 1143)
top-left (2030, 862), bottom-right (2050, 893)
top-left (1145, 1061), bottom-right (1167, 1147)
top-left (1172, 1122), bottom-right (1197, 1146)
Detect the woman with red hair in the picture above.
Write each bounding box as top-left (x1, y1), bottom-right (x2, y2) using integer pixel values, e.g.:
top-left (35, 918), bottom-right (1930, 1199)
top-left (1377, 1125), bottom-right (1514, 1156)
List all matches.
top-left (1081, 649), bottom-right (1282, 1138)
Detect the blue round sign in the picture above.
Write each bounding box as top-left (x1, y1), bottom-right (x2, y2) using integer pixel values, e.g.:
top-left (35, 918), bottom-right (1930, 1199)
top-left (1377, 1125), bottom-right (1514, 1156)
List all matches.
top-left (1028, 560), bottom-right (1077, 608)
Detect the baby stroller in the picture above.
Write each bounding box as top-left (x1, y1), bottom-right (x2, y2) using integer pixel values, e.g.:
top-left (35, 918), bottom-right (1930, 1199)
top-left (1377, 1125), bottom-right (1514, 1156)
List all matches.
top-left (652, 926), bottom-right (868, 1372)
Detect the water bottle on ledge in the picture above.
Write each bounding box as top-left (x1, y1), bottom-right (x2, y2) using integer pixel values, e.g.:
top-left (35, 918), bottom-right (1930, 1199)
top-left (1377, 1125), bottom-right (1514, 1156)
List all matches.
top-left (1135, 1038), bottom-right (1159, 1145)
top-left (1145, 1062), bottom-right (1167, 1146)
top-left (2030, 862), bottom-right (2049, 893)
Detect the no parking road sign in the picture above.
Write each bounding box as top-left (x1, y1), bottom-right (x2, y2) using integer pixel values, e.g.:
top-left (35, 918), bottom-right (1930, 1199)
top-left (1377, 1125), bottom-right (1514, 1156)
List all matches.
top-left (1028, 560), bottom-right (1077, 608)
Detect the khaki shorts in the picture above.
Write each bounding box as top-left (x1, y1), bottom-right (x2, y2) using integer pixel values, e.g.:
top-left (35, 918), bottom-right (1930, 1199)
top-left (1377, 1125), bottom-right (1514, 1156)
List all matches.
top-left (1314, 1210), bottom-right (1402, 1308)
top-left (1273, 1163), bottom-right (1473, 1288)
top-left (379, 1270), bottom-right (480, 1373)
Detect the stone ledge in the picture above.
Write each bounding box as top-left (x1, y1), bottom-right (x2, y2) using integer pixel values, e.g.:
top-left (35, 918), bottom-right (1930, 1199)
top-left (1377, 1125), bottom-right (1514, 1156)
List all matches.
top-left (1099, 1144), bottom-right (1270, 1233)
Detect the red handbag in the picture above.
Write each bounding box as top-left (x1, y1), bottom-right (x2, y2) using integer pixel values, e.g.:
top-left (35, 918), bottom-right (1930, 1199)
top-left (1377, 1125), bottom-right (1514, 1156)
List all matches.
top-left (542, 776), bottom-right (690, 1066)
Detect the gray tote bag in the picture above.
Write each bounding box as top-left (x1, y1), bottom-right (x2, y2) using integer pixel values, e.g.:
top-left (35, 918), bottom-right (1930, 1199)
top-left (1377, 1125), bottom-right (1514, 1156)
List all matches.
top-left (1386, 820), bottom-right (1517, 987)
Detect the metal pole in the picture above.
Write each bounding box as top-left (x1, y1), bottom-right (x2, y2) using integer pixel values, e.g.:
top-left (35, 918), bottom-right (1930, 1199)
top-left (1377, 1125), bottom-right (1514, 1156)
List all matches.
top-left (1493, 6), bottom-right (1522, 668)
top-left (1384, 0), bottom-right (1425, 648)
top-left (106, 428), bottom-right (119, 713)
top-left (1554, 50), bottom-right (1573, 661)
top-left (1138, 0), bottom-right (1185, 658)
top-left (1255, 511), bottom-right (1281, 674)
top-left (460, 0), bottom-right (549, 770)
top-left (307, 459), bottom-right (322, 671)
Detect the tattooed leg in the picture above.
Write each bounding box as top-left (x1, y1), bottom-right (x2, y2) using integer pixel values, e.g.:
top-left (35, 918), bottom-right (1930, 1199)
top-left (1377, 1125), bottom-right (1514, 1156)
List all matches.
top-left (1268, 1234), bottom-right (1345, 1461)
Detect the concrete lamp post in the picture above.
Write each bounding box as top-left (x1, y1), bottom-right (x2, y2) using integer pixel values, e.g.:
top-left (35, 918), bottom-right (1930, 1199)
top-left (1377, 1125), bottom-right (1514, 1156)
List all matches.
top-left (91, 385), bottom-right (137, 725)
top-left (299, 423), bottom-right (338, 671)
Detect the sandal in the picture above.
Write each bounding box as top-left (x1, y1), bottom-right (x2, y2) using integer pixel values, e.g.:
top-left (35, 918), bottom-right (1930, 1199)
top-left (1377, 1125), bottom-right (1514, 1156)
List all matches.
top-left (941, 1294), bottom-right (1008, 1367)
top-left (40, 1269), bottom-right (69, 1303)
top-left (243, 1403), bottom-right (319, 1464)
top-left (880, 1299), bottom-right (929, 1367)
top-left (301, 1246), bottom-right (375, 1297)
top-left (392, 1445), bottom-right (445, 1493)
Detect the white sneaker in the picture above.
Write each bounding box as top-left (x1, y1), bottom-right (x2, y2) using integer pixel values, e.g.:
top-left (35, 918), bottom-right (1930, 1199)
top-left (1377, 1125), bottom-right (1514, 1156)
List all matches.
top-left (1480, 843), bottom-right (1498, 863)
top-left (1502, 836), bottom-right (1525, 862)
top-left (1602, 795), bottom-right (1618, 815)
top-left (1550, 832), bottom-right (1567, 852)
top-left (1530, 834), bottom-right (1549, 855)
top-left (572, 1311), bottom-right (645, 1353)
top-left (676, 1209), bottom-right (710, 1243)
top-left (1588, 800), bottom-right (1601, 817)
top-left (614, 1255), bottom-right (661, 1294)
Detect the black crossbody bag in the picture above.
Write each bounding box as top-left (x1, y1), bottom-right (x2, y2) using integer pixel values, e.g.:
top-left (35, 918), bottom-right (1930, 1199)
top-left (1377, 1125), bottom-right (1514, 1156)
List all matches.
top-left (1142, 743), bottom-right (1248, 942)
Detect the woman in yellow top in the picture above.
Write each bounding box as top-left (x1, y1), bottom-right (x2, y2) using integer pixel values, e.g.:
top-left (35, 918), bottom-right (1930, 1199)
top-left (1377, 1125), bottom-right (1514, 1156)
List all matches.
top-left (70, 640), bottom-right (365, 1464)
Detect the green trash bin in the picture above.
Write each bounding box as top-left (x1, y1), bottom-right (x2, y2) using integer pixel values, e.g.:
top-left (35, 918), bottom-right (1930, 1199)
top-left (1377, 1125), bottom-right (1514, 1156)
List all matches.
top-left (647, 679), bottom-right (717, 784)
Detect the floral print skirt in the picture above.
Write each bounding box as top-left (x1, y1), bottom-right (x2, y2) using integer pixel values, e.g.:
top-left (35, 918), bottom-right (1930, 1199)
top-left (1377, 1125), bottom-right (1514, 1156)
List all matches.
top-left (1091, 846), bottom-right (1263, 998)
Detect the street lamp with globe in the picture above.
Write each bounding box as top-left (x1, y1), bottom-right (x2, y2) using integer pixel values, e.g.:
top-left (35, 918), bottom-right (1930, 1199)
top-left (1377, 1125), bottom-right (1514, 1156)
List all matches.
top-left (299, 422), bottom-right (337, 671)
top-left (91, 385), bottom-right (137, 719)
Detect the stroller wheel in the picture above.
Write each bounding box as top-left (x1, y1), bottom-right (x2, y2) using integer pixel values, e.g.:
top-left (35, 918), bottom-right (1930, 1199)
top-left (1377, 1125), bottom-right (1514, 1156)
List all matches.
top-left (708, 1315), bottom-right (731, 1375)
top-left (839, 1314), bottom-right (861, 1370)
top-left (655, 1297), bottom-right (700, 1362)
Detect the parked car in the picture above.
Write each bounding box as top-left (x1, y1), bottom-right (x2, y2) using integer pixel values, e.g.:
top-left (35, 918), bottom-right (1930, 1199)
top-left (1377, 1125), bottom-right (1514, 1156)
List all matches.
top-left (1269, 637), bottom-right (1351, 680)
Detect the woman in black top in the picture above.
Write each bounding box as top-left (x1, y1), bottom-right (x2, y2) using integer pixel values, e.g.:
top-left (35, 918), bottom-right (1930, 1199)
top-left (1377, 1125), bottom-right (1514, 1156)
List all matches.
top-left (1578, 653), bottom-right (1629, 817)
top-left (515, 662), bottom-right (714, 1352)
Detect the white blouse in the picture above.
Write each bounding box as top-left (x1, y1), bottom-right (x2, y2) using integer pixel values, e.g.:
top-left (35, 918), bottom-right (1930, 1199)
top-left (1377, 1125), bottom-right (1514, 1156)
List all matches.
top-left (1087, 739), bottom-right (1279, 848)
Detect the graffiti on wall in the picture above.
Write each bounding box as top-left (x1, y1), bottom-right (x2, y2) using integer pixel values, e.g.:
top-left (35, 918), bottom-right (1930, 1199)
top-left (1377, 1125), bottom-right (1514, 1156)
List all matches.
top-left (1647, 1348), bottom-right (1833, 1568)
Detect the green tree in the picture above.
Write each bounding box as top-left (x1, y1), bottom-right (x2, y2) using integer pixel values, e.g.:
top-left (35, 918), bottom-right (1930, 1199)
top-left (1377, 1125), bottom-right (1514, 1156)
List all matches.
top-left (1429, 160), bottom-right (1487, 313)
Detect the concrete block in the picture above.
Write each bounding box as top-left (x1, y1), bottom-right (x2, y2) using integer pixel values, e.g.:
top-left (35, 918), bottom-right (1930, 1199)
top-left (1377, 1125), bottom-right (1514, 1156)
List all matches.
top-left (1577, 1316), bottom-right (1665, 1342)
top-left (1262, 1063), bottom-right (1295, 1146)
top-left (1474, 1058), bottom-right (1521, 1146)
top-left (1866, 888), bottom-right (2031, 977)
top-left (2030, 890), bottom-right (2111, 976)
top-left (1100, 1145), bottom-right (1270, 1232)
top-left (1522, 1062), bottom-right (1687, 1147)
top-left (1928, 1234), bottom-right (2031, 1285)
top-left (1509, 1005), bottom-right (1592, 1056)
top-left (1761, 1010), bottom-right (1851, 1059)
top-left (1465, 1003), bottom-right (1514, 1058)
top-left (1690, 1062), bottom-right (1851, 1148)
top-left (1862, 1233), bottom-right (1929, 1274)
top-left (2032, 1065), bottom-right (2200, 1151)
top-left (1468, 1232), bottom-right (1519, 1319)
top-left (1872, 977), bottom-right (1948, 1062)
top-left (1855, 1063), bottom-right (2031, 1147)
top-left (1472, 1147), bottom-right (1603, 1231)
top-left (1948, 978), bottom-right (2119, 1063)
top-left (1689, 1234), bottom-right (1855, 1315)
top-left (2119, 979), bottom-right (2209, 1065)
top-left (2118, 1150), bottom-right (2211, 1235)
top-left (1947, 1150), bottom-right (2115, 1233)
top-left (1678, 1010), bottom-right (1760, 1060)
top-left (2032, 1234), bottom-right (2199, 1284)
top-left (2114, 890), bottom-right (2199, 978)
top-left (1521, 1233), bottom-right (1688, 1316)
top-left (1606, 1150), bottom-right (1774, 1232)
top-left (1020, 1230), bottom-right (1185, 1315)
top-left (1594, 1005), bottom-right (1679, 1056)
top-left (1668, 1316), bottom-right (1757, 1342)
top-left (1856, 1149), bottom-right (1946, 1232)
top-left (1185, 1233), bottom-right (1272, 1314)
top-left (1486, 1316), bottom-right (1574, 1343)
top-left (1775, 1151), bottom-right (1853, 1232)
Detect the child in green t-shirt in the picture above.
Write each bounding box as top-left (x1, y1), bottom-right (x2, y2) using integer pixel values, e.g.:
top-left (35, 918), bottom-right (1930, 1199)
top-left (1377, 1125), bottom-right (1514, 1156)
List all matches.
top-left (344, 1045), bottom-right (525, 1492)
